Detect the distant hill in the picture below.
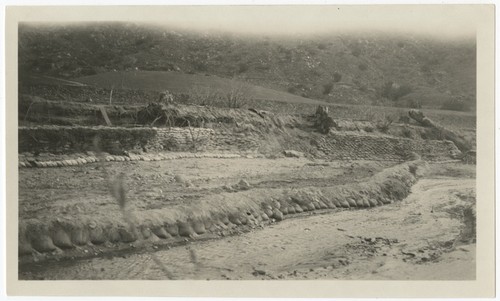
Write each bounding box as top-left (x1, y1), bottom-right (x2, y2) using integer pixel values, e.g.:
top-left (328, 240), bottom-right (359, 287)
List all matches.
top-left (18, 22), bottom-right (476, 111)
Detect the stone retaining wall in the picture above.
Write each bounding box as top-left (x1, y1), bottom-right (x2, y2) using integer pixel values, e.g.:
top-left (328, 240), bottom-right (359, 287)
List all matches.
top-left (19, 126), bottom-right (157, 155)
top-left (19, 125), bottom-right (262, 155)
top-left (19, 125), bottom-right (460, 163)
top-left (317, 132), bottom-right (461, 161)
top-left (154, 127), bottom-right (261, 152)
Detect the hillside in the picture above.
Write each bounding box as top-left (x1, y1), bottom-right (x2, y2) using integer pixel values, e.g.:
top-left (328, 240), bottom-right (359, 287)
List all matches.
top-left (76, 71), bottom-right (329, 105)
top-left (18, 22), bottom-right (476, 111)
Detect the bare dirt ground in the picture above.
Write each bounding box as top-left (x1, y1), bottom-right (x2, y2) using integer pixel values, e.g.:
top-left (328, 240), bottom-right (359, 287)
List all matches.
top-left (19, 161), bottom-right (475, 280)
top-left (19, 157), bottom-right (393, 220)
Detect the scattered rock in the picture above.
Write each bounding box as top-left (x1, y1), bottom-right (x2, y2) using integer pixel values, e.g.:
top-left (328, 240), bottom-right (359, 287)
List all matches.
top-left (234, 179), bottom-right (251, 191)
top-left (174, 175), bottom-right (188, 183)
top-left (252, 268), bottom-right (267, 276)
top-left (283, 150), bottom-right (303, 158)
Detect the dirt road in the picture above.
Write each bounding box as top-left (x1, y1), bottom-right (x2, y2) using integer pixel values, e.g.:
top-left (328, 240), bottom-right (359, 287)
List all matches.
top-left (20, 172), bottom-right (475, 280)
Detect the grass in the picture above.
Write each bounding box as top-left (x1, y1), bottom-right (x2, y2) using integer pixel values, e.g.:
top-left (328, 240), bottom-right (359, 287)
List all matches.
top-left (77, 71), bottom-right (330, 106)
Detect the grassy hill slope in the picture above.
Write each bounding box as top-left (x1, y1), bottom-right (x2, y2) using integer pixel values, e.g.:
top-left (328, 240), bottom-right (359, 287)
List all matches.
top-left (76, 71), bottom-right (329, 105)
top-left (19, 22), bottom-right (476, 111)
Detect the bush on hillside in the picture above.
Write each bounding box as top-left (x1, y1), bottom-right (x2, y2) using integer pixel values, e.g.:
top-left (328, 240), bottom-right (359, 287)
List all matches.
top-left (317, 43), bottom-right (327, 50)
top-left (406, 98), bottom-right (422, 109)
top-left (192, 61), bottom-right (208, 72)
top-left (401, 126), bottom-right (414, 138)
top-left (441, 99), bottom-right (470, 112)
top-left (396, 85), bottom-right (413, 99)
top-left (333, 72), bottom-right (342, 83)
top-left (322, 82), bottom-right (334, 95)
top-left (420, 64), bottom-right (432, 73)
top-left (238, 63), bottom-right (249, 73)
top-left (351, 45), bottom-right (362, 57)
top-left (375, 114), bottom-right (396, 133)
top-left (379, 81), bottom-right (413, 101)
top-left (224, 84), bottom-right (249, 108)
top-left (186, 82), bottom-right (249, 109)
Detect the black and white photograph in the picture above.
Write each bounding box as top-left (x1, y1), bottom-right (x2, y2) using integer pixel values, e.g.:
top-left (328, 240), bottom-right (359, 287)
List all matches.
top-left (4, 3), bottom-right (496, 298)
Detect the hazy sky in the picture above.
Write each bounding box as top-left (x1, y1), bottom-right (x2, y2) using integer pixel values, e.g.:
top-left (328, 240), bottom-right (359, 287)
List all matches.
top-left (16, 5), bottom-right (484, 39)
top-left (150, 5), bottom-right (479, 39)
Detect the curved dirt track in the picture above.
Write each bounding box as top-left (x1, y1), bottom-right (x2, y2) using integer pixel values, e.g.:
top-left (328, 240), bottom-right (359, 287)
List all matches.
top-left (20, 167), bottom-right (476, 280)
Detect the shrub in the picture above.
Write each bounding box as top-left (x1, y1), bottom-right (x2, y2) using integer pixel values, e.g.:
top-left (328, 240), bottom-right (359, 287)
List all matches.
top-left (364, 126), bottom-right (374, 132)
top-left (224, 84), bottom-right (249, 108)
top-left (322, 82), bottom-right (334, 95)
top-left (237, 63), bottom-right (249, 73)
top-left (189, 86), bottom-right (221, 107)
top-left (351, 46), bottom-right (362, 57)
top-left (380, 81), bottom-right (394, 99)
top-left (407, 98), bottom-right (422, 109)
top-left (81, 67), bottom-right (97, 76)
top-left (420, 64), bottom-right (431, 73)
top-left (399, 115), bottom-right (411, 124)
top-left (333, 72), bottom-right (342, 83)
top-left (401, 126), bottom-right (413, 138)
top-left (376, 114), bottom-right (396, 133)
top-left (192, 61), bottom-right (208, 72)
top-left (441, 99), bottom-right (470, 112)
top-left (380, 81), bottom-right (413, 101)
top-left (358, 63), bottom-right (368, 71)
top-left (317, 43), bottom-right (327, 50)
top-left (395, 85), bottom-right (413, 100)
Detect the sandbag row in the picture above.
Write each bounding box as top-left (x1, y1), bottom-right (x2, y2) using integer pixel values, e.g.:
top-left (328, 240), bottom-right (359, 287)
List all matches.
top-left (18, 152), bottom-right (245, 168)
top-left (18, 160), bottom-right (425, 257)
